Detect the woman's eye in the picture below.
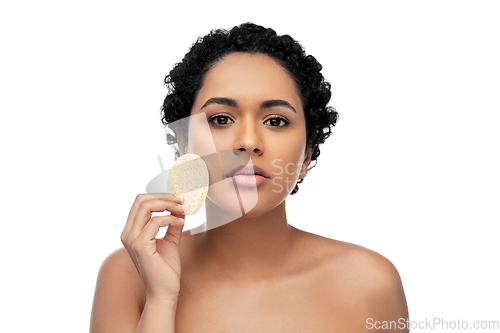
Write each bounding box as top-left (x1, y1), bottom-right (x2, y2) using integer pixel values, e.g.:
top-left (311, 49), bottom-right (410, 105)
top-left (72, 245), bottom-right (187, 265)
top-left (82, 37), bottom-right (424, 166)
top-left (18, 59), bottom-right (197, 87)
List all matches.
top-left (265, 117), bottom-right (289, 127)
top-left (209, 115), bottom-right (289, 127)
top-left (209, 115), bottom-right (234, 126)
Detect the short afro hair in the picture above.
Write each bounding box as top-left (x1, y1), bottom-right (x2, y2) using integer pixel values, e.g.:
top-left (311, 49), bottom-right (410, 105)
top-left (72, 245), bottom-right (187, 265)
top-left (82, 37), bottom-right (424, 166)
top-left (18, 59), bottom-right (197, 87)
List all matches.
top-left (161, 22), bottom-right (338, 195)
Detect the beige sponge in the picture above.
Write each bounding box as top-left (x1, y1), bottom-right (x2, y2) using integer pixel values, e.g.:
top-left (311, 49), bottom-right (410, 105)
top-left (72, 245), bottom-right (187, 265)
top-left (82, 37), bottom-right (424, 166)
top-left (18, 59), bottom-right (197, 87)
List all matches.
top-left (167, 154), bottom-right (209, 215)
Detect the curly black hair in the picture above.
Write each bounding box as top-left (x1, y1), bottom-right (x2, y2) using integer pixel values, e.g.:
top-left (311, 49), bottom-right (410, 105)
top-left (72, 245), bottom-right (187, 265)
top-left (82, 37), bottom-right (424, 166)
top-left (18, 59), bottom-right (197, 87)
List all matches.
top-left (161, 22), bottom-right (338, 195)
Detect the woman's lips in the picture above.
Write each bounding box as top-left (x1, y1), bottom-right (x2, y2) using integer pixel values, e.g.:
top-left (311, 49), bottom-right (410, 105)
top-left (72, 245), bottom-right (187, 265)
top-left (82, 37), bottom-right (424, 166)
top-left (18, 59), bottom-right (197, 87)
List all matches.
top-left (227, 164), bottom-right (270, 179)
top-left (231, 174), bottom-right (269, 187)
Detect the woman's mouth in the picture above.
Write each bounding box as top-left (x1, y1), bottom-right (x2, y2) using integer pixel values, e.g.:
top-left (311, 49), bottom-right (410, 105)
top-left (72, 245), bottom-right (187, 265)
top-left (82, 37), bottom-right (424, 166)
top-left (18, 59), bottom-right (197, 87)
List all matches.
top-left (231, 174), bottom-right (269, 187)
top-left (227, 164), bottom-right (270, 187)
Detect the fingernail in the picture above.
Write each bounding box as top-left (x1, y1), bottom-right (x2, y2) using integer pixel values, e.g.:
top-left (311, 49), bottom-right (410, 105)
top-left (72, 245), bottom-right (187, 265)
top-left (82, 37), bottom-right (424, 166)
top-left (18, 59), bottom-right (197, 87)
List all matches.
top-left (177, 203), bottom-right (184, 211)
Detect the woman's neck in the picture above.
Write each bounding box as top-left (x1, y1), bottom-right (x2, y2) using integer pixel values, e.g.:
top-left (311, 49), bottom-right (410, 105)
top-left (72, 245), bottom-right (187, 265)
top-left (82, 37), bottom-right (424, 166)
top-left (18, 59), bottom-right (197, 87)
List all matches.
top-left (191, 199), bottom-right (298, 283)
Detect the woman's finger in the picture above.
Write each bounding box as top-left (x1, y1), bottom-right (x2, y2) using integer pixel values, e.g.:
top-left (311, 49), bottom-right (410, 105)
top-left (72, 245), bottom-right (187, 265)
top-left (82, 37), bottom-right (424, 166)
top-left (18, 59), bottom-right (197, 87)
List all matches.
top-left (131, 199), bottom-right (184, 236)
top-left (163, 213), bottom-right (185, 246)
top-left (132, 215), bottom-right (184, 257)
top-left (121, 193), bottom-right (181, 244)
top-left (124, 197), bottom-right (184, 246)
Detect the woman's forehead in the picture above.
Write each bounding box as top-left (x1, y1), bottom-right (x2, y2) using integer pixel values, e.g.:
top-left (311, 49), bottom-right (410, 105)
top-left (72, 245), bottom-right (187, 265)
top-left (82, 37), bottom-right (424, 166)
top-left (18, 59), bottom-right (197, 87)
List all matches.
top-left (193, 53), bottom-right (303, 112)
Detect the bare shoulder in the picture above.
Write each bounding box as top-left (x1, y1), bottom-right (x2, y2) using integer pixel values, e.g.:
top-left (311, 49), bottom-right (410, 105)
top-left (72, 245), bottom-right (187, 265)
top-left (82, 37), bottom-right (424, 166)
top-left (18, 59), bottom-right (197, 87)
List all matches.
top-left (95, 247), bottom-right (144, 291)
top-left (90, 247), bottom-right (146, 333)
top-left (298, 230), bottom-right (403, 281)
top-left (98, 247), bottom-right (136, 273)
top-left (295, 230), bottom-right (409, 327)
top-left (327, 236), bottom-right (403, 288)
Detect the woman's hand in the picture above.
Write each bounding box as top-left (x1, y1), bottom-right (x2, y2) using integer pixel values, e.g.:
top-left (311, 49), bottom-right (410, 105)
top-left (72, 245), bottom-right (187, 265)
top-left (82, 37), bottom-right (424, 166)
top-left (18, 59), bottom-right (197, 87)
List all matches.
top-left (121, 193), bottom-right (185, 302)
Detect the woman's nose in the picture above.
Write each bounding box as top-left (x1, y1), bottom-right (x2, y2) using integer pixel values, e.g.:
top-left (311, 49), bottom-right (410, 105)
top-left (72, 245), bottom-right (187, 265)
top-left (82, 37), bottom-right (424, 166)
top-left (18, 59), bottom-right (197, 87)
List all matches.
top-left (234, 120), bottom-right (263, 155)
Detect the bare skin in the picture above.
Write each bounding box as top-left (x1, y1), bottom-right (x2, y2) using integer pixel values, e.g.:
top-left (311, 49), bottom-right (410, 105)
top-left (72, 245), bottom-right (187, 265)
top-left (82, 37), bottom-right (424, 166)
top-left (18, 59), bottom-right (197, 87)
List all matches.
top-left (92, 227), bottom-right (408, 332)
top-left (90, 53), bottom-right (409, 332)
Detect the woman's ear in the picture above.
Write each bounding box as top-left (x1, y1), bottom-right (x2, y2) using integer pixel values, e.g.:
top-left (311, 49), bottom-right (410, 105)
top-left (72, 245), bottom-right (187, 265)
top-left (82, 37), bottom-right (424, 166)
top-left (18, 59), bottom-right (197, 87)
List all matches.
top-left (299, 148), bottom-right (313, 179)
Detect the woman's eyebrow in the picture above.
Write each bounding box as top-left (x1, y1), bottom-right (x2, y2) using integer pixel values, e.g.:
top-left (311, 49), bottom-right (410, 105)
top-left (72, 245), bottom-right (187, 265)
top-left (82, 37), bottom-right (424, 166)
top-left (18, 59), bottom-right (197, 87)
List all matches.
top-left (200, 97), bottom-right (296, 113)
top-left (260, 99), bottom-right (296, 113)
top-left (200, 97), bottom-right (237, 109)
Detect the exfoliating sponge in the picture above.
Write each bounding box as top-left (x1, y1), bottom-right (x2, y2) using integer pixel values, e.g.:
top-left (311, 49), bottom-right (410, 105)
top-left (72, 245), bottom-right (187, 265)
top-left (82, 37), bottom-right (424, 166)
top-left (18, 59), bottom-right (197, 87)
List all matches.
top-left (167, 153), bottom-right (209, 215)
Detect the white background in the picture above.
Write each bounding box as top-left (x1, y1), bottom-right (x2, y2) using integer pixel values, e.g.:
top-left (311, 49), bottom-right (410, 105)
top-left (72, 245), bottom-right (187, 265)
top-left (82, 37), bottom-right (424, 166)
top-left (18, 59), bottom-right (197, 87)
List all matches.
top-left (1, 0), bottom-right (499, 332)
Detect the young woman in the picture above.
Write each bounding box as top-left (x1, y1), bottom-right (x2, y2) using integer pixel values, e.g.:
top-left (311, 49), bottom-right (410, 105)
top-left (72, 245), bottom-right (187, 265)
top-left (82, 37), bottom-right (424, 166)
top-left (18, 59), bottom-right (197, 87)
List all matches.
top-left (90, 23), bottom-right (409, 332)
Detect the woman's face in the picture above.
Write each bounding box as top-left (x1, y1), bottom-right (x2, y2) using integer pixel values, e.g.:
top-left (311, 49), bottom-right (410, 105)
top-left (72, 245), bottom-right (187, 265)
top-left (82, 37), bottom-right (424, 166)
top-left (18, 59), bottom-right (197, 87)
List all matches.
top-left (184, 52), bottom-right (312, 218)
